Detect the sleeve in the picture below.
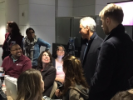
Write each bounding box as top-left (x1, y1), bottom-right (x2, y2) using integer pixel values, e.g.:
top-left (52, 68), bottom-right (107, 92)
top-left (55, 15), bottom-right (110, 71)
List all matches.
top-left (22, 58), bottom-right (32, 72)
top-left (22, 38), bottom-right (25, 55)
top-left (89, 41), bottom-right (117, 97)
top-left (1, 59), bottom-right (6, 71)
top-left (69, 89), bottom-right (80, 100)
top-left (38, 38), bottom-right (51, 50)
top-left (44, 67), bottom-right (56, 91)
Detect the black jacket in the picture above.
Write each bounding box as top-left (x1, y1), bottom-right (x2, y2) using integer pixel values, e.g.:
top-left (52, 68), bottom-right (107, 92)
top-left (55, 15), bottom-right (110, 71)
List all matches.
top-left (80, 32), bottom-right (103, 86)
top-left (89, 24), bottom-right (133, 100)
top-left (41, 65), bottom-right (56, 97)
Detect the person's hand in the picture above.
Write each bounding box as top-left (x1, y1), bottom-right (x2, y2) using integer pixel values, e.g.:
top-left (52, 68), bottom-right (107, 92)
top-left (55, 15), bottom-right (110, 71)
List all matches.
top-left (55, 89), bottom-right (60, 97)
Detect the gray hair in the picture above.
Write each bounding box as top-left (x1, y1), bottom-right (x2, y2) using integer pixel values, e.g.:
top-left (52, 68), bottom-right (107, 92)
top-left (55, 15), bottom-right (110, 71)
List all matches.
top-left (80, 17), bottom-right (96, 32)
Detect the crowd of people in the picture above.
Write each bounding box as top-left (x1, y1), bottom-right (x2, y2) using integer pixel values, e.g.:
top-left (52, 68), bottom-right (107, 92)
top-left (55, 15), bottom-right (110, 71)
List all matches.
top-left (0, 3), bottom-right (133, 100)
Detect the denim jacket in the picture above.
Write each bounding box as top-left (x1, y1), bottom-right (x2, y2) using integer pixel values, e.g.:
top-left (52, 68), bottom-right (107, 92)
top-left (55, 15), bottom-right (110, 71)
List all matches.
top-left (24, 37), bottom-right (51, 67)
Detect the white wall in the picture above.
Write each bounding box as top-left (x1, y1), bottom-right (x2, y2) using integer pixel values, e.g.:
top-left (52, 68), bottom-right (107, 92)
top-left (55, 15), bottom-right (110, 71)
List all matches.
top-left (57, 0), bottom-right (73, 17)
top-left (19, 0), bottom-right (29, 36)
top-left (73, 0), bottom-right (96, 16)
top-left (5, 0), bottom-right (19, 23)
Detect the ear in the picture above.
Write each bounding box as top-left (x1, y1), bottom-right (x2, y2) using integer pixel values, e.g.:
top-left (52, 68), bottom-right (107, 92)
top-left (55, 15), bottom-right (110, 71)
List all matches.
top-left (106, 17), bottom-right (111, 25)
top-left (86, 26), bottom-right (90, 31)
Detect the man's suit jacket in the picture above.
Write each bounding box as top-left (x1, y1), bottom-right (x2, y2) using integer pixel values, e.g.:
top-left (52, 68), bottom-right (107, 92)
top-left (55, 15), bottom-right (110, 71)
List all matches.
top-left (80, 32), bottom-right (103, 86)
top-left (89, 24), bottom-right (133, 100)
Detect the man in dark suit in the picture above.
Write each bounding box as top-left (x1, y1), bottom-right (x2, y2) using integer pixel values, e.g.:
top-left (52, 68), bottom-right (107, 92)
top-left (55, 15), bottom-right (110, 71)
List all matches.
top-left (79, 17), bottom-right (103, 86)
top-left (89, 4), bottom-right (133, 100)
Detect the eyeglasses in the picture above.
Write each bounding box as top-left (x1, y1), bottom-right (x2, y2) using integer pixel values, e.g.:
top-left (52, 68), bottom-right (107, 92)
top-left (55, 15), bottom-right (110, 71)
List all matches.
top-left (11, 48), bottom-right (21, 51)
top-left (58, 49), bottom-right (65, 52)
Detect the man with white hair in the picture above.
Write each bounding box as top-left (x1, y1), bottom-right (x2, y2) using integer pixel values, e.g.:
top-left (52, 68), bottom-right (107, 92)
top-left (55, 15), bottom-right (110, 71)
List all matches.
top-left (79, 17), bottom-right (103, 86)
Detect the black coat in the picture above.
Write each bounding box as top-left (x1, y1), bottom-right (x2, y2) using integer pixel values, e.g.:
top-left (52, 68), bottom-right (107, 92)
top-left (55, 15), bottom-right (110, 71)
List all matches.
top-left (80, 32), bottom-right (103, 86)
top-left (89, 24), bottom-right (133, 100)
top-left (41, 65), bottom-right (56, 97)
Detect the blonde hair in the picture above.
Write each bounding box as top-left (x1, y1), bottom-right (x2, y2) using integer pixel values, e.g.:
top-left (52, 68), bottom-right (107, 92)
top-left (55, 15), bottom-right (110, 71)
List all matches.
top-left (99, 3), bottom-right (123, 23)
top-left (80, 17), bottom-right (96, 32)
top-left (16, 69), bottom-right (43, 100)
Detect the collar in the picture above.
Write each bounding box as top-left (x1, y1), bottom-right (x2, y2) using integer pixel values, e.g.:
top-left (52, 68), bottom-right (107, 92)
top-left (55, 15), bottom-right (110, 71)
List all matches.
top-left (103, 24), bottom-right (125, 42)
top-left (90, 32), bottom-right (96, 40)
top-left (86, 32), bottom-right (96, 45)
top-left (41, 64), bottom-right (52, 72)
top-left (10, 55), bottom-right (24, 62)
top-left (11, 55), bottom-right (18, 63)
top-left (25, 35), bottom-right (37, 45)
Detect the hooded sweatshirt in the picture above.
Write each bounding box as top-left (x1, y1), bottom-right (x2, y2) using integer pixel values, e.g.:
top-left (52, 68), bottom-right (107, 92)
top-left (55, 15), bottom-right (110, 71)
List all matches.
top-left (63, 84), bottom-right (89, 100)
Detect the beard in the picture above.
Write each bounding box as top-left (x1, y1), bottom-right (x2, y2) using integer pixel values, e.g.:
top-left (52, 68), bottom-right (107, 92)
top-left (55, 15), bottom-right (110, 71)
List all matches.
top-left (103, 24), bottom-right (110, 35)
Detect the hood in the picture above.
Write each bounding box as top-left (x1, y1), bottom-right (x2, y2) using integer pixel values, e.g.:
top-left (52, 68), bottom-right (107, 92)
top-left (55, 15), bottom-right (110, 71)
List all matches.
top-left (69, 84), bottom-right (89, 99)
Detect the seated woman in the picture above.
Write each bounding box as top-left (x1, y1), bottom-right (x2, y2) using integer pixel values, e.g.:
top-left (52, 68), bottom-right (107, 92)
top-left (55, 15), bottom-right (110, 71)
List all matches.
top-left (16, 69), bottom-right (44, 100)
top-left (37, 51), bottom-right (56, 97)
top-left (55, 55), bottom-right (89, 100)
top-left (53, 45), bottom-right (65, 84)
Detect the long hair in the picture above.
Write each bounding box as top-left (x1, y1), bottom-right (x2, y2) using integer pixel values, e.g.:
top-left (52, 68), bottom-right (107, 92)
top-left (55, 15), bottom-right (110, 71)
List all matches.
top-left (37, 50), bottom-right (53, 70)
top-left (62, 55), bottom-right (88, 95)
top-left (8, 21), bottom-right (22, 37)
top-left (16, 69), bottom-right (43, 100)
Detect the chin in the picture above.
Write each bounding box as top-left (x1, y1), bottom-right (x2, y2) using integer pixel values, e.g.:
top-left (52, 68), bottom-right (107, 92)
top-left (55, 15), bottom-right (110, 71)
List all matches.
top-left (44, 61), bottom-right (50, 64)
top-left (17, 55), bottom-right (22, 57)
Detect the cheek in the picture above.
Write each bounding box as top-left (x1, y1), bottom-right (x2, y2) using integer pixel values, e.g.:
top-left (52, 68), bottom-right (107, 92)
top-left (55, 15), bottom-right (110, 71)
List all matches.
top-left (48, 58), bottom-right (50, 63)
top-left (42, 57), bottom-right (44, 62)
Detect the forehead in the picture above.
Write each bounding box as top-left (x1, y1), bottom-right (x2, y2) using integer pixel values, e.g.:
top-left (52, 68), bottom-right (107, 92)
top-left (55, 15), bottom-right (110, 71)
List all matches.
top-left (27, 30), bottom-right (34, 34)
top-left (11, 45), bottom-right (20, 49)
top-left (43, 52), bottom-right (49, 56)
top-left (58, 46), bottom-right (64, 50)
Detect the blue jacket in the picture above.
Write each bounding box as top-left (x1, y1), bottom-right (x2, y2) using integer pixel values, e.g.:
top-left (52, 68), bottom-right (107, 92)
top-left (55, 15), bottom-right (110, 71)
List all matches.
top-left (24, 38), bottom-right (51, 67)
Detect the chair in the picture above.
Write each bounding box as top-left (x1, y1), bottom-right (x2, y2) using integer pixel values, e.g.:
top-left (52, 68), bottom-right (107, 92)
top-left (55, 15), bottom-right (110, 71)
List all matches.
top-left (4, 75), bottom-right (17, 100)
top-left (50, 81), bottom-right (58, 98)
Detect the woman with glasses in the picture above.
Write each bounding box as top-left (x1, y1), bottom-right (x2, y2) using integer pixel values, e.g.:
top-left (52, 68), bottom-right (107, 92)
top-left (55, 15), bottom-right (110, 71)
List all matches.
top-left (24, 27), bottom-right (51, 68)
top-left (52, 46), bottom-right (66, 84)
top-left (2, 21), bottom-right (24, 60)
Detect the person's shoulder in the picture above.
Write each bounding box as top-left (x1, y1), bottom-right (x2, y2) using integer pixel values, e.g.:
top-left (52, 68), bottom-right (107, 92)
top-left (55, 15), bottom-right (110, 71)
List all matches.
top-left (48, 65), bottom-right (56, 72)
top-left (21, 55), bottom-right (30, 61)
top-left (37, 38), bottom-right (42, 42)
top-left (94, 34), bottom-right (103, 42)
top-left (50, 65), bottom-right (56, 70)
top-left (3, 56), bottom-right (10, 61)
